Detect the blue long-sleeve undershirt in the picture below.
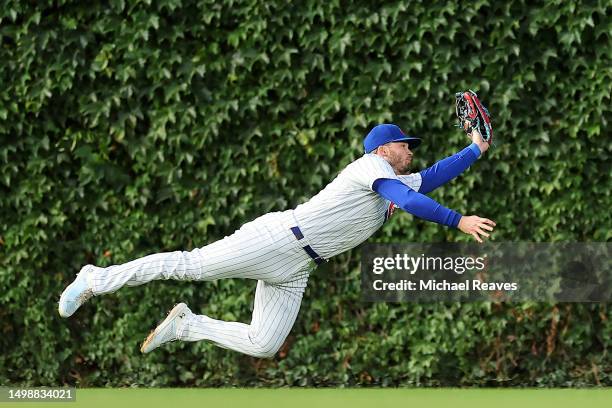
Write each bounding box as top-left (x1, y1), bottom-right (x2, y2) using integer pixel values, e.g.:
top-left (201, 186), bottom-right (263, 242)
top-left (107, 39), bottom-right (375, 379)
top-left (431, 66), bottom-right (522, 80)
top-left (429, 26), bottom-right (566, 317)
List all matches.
top-left (371, 144), bottom-right (481, 228)
top-left (373, 178), bottom-right (462, 228)
top-left (418, 143), bottom-right (481, 194)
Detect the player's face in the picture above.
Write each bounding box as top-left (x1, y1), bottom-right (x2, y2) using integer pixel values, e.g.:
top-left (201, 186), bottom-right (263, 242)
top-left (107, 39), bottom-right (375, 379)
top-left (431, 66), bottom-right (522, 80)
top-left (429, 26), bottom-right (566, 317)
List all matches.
top-left (387, 142), bottom-right (413, 174)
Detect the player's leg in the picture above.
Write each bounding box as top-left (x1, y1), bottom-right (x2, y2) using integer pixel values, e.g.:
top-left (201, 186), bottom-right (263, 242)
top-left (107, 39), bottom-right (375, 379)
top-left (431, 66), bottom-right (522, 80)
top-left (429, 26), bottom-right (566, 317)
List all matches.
top-left (59, 212), bottom-right (304, 317)
top-left (76, 210), bottom-right (296, 295)
top-left (61, 243), bottom-right (267, 318)
top-left (142, 271), bottom-right (310, 357)
top-left (87, 213), bottom-right (299, 294)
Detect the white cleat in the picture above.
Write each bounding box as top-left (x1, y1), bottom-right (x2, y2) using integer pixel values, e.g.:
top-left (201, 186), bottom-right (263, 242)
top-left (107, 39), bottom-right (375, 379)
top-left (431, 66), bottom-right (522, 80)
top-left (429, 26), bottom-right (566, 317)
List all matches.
top-left (141, 303), bottom-right (192, 354)
top-left (58, 265), bottom-right (95, 318)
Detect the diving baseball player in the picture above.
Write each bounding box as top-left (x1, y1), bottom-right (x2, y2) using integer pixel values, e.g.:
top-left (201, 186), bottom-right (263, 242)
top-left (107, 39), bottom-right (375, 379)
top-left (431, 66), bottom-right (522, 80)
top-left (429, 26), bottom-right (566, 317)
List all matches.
top-left (59, 122), bottom-right (495, 358)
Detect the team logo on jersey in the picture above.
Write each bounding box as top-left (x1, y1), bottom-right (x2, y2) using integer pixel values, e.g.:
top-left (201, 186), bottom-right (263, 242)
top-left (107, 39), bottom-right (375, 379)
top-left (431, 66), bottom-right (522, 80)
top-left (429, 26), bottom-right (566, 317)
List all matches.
top-left (384, 202), bottom-right (397, 222)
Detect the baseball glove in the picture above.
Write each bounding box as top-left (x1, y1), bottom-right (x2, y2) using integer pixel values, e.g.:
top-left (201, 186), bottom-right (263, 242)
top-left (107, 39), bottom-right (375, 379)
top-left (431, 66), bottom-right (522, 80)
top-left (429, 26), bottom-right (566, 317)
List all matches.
top-left (455, 90), bottom-right (493, 145)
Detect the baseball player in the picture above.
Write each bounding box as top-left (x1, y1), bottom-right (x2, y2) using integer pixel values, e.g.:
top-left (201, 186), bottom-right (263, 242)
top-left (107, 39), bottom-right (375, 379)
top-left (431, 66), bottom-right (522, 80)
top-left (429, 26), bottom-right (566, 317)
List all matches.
top-left (59, 123), bottom-right (495, 358)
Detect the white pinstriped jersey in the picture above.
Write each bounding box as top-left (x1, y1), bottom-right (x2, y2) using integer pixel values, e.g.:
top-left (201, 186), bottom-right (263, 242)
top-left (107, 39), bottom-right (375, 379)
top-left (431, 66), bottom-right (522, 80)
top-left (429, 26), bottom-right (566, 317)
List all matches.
top-left (293, 153), bottom-right (422, 259)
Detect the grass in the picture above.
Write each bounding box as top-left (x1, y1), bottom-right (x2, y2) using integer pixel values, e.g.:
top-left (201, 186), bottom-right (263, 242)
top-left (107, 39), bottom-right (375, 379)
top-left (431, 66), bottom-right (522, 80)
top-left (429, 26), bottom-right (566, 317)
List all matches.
top-left (4, 388), bottom-right (612, 408)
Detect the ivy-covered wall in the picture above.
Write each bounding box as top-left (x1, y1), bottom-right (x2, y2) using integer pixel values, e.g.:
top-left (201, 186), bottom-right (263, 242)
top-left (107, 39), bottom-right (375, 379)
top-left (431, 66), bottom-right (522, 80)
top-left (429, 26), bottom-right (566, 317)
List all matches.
top-left (1, 0), bottom-right (610, 386)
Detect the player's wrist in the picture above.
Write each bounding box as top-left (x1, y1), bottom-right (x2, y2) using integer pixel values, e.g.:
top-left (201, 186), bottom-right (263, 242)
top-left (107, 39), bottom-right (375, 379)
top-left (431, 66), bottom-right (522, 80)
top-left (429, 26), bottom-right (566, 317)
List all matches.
top-left (468, 143), bottom-right (482, 158)
top-left (457, 215), bottom-right (466, 231)
top-left (450, 212), bottom-right (462, 228)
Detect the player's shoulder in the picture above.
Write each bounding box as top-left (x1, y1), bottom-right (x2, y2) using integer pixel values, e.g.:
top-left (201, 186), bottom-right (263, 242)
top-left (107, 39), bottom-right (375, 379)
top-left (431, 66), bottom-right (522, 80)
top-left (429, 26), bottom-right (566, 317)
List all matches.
top-left (348, 153), bottom-right (394, 172)
top-left (337, 153), bottom-right (397, 190)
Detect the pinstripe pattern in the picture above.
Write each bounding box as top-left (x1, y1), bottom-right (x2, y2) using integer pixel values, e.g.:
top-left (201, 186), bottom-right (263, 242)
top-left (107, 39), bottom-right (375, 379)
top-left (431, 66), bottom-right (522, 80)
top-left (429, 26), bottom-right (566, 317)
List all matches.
top-left (90, 210), bottom-right (314, 358)
top-left (397, 173), bottom-right (423, 191)
top-left (178, 276), bottom-right (307, 358)
top-left (294, 154), bottom-right (422, 259)
top-left (91, 211), bottom-right (309, 293)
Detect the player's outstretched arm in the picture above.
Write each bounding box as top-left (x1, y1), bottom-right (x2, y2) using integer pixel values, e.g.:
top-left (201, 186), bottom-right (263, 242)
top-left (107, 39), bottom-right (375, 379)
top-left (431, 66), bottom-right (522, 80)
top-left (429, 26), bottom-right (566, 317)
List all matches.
top-left (457, 215), bottom-right (496, 243)
top-left (418, 144), bottom-right (481, 194)
top-left (374, 178), bottom-right (497, 243)
top-left (374, 178), bottom-right (462, 227)
top-left (417, 129), bottom-right (491, 194)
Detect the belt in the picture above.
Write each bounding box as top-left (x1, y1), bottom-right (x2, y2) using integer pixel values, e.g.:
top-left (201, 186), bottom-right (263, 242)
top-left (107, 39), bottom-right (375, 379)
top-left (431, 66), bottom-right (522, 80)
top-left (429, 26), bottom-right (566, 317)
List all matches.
top-left (290, 226), bottom-right (324, 265)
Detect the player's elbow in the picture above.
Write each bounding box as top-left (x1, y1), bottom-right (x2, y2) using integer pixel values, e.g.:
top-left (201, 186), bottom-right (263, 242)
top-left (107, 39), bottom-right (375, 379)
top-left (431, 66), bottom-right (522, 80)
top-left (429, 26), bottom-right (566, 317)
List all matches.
top-left (397, 191), bottom-right (419, 213)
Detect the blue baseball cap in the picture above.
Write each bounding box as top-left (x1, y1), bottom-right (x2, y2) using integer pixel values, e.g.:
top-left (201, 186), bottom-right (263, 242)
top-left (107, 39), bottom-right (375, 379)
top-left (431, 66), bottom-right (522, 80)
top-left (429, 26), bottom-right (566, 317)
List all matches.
top-left (363, 124), bottom-right (421, 153)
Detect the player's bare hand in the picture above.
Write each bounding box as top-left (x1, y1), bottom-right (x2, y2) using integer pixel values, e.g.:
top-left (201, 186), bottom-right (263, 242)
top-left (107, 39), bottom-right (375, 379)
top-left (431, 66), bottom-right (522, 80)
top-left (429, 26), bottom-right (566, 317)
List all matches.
top-left (469, 126), bottom-right (490, 154)
top-left (458, 215), bottom-right (496, 243)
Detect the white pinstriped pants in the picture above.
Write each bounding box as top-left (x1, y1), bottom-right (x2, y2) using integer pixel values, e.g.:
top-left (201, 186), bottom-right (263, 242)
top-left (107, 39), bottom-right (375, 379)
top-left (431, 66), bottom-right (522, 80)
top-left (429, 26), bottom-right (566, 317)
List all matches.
top-left (90, 210), bottom-right (316, 358)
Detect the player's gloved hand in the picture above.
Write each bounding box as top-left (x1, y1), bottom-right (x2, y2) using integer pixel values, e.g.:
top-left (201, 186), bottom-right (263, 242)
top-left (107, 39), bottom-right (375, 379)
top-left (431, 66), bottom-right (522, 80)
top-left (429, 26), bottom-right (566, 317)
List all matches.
top-left (470, 128), bottom-right (490, 154)
top-left (458, 215), bottom-right (496, 243)
top-left (456, 90), bottom-right (493, 150)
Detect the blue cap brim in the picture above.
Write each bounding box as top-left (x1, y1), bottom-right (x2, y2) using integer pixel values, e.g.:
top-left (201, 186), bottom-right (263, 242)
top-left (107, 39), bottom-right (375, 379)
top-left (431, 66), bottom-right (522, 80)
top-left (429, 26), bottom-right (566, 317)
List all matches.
top-left (395, 137), bottom-right (421, 149)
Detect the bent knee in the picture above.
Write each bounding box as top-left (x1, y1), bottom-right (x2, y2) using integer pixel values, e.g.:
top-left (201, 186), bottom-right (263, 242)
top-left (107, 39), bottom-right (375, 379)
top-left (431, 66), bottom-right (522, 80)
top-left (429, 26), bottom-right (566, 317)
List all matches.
top-left (248, 337), bottom-right (282, 358)
top-left (250, 348), bottom-right (278, 359)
